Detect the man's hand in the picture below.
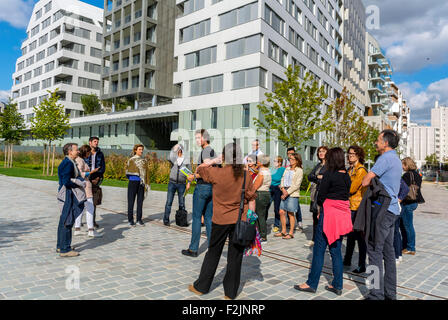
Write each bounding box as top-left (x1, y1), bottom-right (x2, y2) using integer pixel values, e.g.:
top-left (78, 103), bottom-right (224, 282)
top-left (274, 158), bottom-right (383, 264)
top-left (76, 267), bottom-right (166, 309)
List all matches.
top-left (90, 167), bottom-right (100, 174)
top-left (186, 182), bottom-right (191, 191)
top-left (317, 175), bottom-right (323, 180)
top-left (362, 171), bottom-right (376, 187)
top-left (187, 174), bottom-right (195, 182)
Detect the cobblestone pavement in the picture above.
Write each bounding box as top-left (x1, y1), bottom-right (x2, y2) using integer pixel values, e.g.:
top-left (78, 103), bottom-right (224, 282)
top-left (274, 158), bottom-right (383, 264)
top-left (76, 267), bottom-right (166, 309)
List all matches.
top-left (0, 175), bottom-right (447, 300)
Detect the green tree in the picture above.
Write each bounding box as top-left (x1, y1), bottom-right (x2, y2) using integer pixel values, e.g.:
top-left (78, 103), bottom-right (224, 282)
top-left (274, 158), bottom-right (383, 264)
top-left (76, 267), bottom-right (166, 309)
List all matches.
top-left (81, 93), bottom-right (102, 115)
top-left (0, 99), bottom-right (26, 168)
top-left (254, 65), bottom-right (332, 151)
top-left (425, 153), bottom-right (439, 166)
top-left (323, 87), bottom-right (379, 163)
top-left (31, 89), bottom-right (71, 176)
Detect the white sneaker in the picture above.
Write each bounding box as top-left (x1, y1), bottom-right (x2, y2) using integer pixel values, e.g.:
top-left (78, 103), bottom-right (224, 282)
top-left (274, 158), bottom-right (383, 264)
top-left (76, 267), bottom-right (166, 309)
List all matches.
top-left (88, 230), bottom-right (103, 238)
top-left (399, 256), bottom-right (403, 262)
top-left (74, 229), bottom-right (83, 236)
top-left (396, 259), bottom-right (400, 265)
top-left (304, 240), bottom-right (314, 247)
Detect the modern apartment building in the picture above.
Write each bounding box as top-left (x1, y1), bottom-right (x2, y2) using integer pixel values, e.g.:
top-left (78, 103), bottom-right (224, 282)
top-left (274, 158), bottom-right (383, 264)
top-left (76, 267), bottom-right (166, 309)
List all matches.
top-left (11, 0), bottom-right (104, 128)
top-left (101, 0), bottom-right (177, 107)
top-left (341, 0), bottom-right (366, 112)
top-left (172, 0), bottom-right (344, 166)
top-left (408, 124), bottom-right (440, 168)
top-left (431, 101), bottom-right (448, 162)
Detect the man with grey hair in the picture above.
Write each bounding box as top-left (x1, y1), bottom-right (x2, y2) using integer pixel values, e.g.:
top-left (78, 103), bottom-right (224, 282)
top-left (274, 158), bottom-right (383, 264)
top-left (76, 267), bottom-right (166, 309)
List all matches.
top-left (56, 143), bottom-right (83, 257)
top-left (361, 129), bottom-right (402, 300)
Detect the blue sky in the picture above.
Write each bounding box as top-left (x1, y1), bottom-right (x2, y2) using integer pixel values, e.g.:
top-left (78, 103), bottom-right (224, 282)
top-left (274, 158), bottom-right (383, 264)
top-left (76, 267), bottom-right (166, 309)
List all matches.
top-left (1, 0), bottom-right (447, 125)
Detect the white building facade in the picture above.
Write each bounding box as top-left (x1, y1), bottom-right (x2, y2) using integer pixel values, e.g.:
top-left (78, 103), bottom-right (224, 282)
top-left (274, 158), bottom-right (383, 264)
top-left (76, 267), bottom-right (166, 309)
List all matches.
top-left (431, 101), bottom-right (448, 162)
top-left (10, 0), bottom-right (103, 128)
top-left (173, 0), bottom-right (344, 166)
top-left (408, 124), bottom-right (440, 168)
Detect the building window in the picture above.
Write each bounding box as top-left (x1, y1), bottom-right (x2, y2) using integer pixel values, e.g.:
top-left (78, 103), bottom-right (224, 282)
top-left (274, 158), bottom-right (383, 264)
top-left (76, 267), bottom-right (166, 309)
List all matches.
top-left (220, 2), bottom-right (258, 30)
top-left (184, 0), bottom-right (205, 15)
top-left (99, 125), bottom-right (104, 138)
top-left (190, 110), bottom-right (196, 130)
top-left (180, 19), bottom-right (210, 43)
top-left (114, 124), bottom-right (118, 137)
top-left (264, 5), bottom-right (285, 35)
top-left (226, 34), bottom-right (261, 60)
top-left (232, 68), bottom-right (267, 89)
top-left (89, 126), bottom-right (92, 138)
top-left (242, 104), bottom-right (250, 128)
top-left (190, 74), bottom-right (223, 96)
top-left (211, 107), bottom-right (217, 129)
top-left (78, 127), bottom-right (81, 139)
top-left (185, 46), bottom-right (217, 69)
top-left (108, 125), bottom-right (111, 137)
top-left (125, 123), bottom-right (129, 136)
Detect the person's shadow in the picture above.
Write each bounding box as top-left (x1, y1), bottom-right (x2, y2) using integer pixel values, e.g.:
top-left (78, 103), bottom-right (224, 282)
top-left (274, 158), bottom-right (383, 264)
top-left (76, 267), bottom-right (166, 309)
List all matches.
top-left (208, 253), bottom-right (263, 297)
top-left (73, 212), bottom-right (129, 252)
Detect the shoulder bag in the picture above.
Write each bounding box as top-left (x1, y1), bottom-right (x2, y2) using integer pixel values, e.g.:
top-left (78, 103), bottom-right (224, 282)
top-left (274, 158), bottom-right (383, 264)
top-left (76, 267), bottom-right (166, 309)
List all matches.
top-left (404, 171), bottom-right (419, 201)
top-left (232, 173), bottom-right (256, 247)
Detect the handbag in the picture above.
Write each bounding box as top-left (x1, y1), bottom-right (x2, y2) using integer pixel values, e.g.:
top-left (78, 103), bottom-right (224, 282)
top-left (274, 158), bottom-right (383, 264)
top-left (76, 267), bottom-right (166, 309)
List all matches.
top-left (175, 205), bottom-right (189, 227)
top-left (232, 173), bottom-right (257, 247)
top-left (404, 171), bottom-right (419, 201)
top-left (92, 184), bottom-right (103, 206)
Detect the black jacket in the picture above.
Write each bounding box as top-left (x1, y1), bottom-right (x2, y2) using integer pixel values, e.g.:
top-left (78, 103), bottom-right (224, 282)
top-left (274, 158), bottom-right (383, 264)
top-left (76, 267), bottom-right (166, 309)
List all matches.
top-left (85, 147), bottom-right (106, 180)
top-left (353, 177), bottom-right (391, 248)
top-left (401, 170), bottom-right (425, 205)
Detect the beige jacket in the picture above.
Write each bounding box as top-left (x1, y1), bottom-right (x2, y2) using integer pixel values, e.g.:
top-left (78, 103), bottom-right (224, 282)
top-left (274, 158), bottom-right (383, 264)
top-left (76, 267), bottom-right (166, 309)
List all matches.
top-left (75, 157), bottom-right (93, 199)
top-left (280, 167), bottom-right (303, 198)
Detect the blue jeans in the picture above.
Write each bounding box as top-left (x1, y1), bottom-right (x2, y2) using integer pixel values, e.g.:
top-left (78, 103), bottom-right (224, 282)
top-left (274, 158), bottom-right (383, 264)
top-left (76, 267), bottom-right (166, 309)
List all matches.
top-left (269, 185), bottom-right (282, 228)
top-left (401, 203), bottom-right (418, 252)
top-left (306, 210), bottom-right (343, 290)
top-left (56, 208), bottom-right (73, 253)
top-left (393, 216), bottom-right (402, 259)
top-left (189, 184), bottom-right (213, 252)
top-left (163, 182), bottom-right (186, 224)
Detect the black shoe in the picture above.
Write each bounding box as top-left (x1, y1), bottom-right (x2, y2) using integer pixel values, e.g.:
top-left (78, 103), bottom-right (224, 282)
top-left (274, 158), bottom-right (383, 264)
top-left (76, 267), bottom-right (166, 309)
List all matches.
top-left (293, 284), bottom-right (316, 293)
top-left (94, 223), bottom-right (99, 229)
top-left (163, 221), bottom-right (170, 226)
top-left (182, 249), bottom-right (198, 257)
top-left (352, 266), bottom-right (366, 274)
top-left (137, 220), bottom-right (145, 226)
top-left (343, 259), bottom-right (351, 267)
top-left (384, 296), bottom-right (396, 301)
top-left (325, 285), bottom-right (342, 296)
top-left (129, 221), bottom-right (136, 227)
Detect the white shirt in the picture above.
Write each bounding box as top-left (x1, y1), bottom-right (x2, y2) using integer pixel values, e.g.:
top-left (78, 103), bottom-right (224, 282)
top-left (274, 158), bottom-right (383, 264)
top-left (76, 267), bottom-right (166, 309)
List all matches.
top-left (91, 153), bottom-right (96, 170)
top-left (243, 149), bottom-right (264, 164)
top-left (177, 156), bottom-right (184, 167)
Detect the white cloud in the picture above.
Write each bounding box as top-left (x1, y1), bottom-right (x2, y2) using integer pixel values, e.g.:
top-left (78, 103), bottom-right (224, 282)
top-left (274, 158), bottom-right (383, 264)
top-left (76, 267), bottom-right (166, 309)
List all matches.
top-left (398, 78), bottom-right (448, 125)
top-left (0, 90), bottom-right (11, 103)
top-left (363, 0), bottom-right (448, 73)
top-left (0, 0), bottom-right (35, 29)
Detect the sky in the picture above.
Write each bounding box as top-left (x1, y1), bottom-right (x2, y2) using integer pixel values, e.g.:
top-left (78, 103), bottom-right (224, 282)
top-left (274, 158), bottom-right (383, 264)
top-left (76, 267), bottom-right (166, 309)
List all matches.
top-left (0, 0), bottom-right (447, 126)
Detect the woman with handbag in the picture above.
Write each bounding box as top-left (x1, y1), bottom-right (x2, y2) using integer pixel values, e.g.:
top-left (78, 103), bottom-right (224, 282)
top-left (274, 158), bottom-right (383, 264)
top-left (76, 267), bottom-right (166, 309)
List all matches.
top-left (126, 144), bottom-right (150, 227)
top-left (188, 142), bottom-right (257, 300)
top-left (401, 157), bottom-right (425, 256)
top-left (306, 146), bottom-right (328, 247)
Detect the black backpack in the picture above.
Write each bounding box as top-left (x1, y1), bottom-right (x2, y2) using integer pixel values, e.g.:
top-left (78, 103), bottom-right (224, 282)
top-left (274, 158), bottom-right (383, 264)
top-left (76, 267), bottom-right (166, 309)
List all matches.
top-left (175, 208), bottom-right (189, 227)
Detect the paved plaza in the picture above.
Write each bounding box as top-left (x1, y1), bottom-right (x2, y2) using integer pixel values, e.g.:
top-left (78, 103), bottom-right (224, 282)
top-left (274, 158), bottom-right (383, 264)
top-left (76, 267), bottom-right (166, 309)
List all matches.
top-left (0, 175), bottom-right (447, 300)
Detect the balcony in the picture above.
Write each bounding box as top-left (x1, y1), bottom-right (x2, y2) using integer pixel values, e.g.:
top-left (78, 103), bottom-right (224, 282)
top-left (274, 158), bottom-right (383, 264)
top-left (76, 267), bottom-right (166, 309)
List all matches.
top-left (368, 83), bottom-right (383, 93)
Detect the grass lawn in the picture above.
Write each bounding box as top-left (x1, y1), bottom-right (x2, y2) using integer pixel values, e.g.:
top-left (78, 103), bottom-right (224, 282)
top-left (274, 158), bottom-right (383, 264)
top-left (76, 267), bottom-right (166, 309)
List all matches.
top-left (0, 165), bottom-right (311, 203)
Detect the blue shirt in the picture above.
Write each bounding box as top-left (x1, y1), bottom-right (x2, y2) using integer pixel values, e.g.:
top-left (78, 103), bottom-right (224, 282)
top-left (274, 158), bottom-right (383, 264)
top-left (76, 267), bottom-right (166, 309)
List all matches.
top-left (270, 167), bottom-right (286, 186)
top-left (127, 175), bottom-right (141, 182)
top-left (371, 150), bottom-right (402, 215)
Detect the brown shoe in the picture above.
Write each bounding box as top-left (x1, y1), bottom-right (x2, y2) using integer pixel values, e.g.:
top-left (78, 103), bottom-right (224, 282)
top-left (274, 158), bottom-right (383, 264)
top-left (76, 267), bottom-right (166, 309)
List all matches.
top-left (188, 284), bottom-right (203, 296)
top-left (224, 296), bottom-right (233, 300)
top-left (60, 250), bottom-right (80, 257)
top-left (402, 249), bottom-right (416, 255)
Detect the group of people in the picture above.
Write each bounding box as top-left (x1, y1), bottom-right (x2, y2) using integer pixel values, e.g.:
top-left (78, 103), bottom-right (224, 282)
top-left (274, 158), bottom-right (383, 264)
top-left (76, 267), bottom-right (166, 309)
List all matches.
top-left (55, 128), bottom-right (424, 301)
top-left (56, 137), bottom-right (105, 257)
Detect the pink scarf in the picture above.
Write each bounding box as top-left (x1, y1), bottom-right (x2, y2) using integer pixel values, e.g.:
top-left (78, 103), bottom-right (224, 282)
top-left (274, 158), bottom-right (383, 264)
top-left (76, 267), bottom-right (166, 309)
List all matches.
top-left (323, 199), bottom-right (353, 246)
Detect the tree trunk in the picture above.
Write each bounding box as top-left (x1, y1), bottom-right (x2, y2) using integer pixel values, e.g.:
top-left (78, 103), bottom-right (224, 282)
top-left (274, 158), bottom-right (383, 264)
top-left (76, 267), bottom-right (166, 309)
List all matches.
top-left (9, 144), bottom-right (13, 168)
top-left (46, 142), bottom-right (51, 176)
top-left (42, 144), bottom-right (46, 176)
top-left (51, 144), bottom-right (55, 176)
top-left (3, 144), bottom-right (7, 168)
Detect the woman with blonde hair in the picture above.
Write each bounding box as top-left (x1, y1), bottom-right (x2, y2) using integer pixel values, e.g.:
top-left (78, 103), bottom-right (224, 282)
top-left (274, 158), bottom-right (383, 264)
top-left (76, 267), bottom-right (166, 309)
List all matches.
top-left (275, 153), bottom-right (303, 239)
top-left (126, 144), bottom-right (150, 226)
top-left (401, 157), bottom-right (425, 255)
